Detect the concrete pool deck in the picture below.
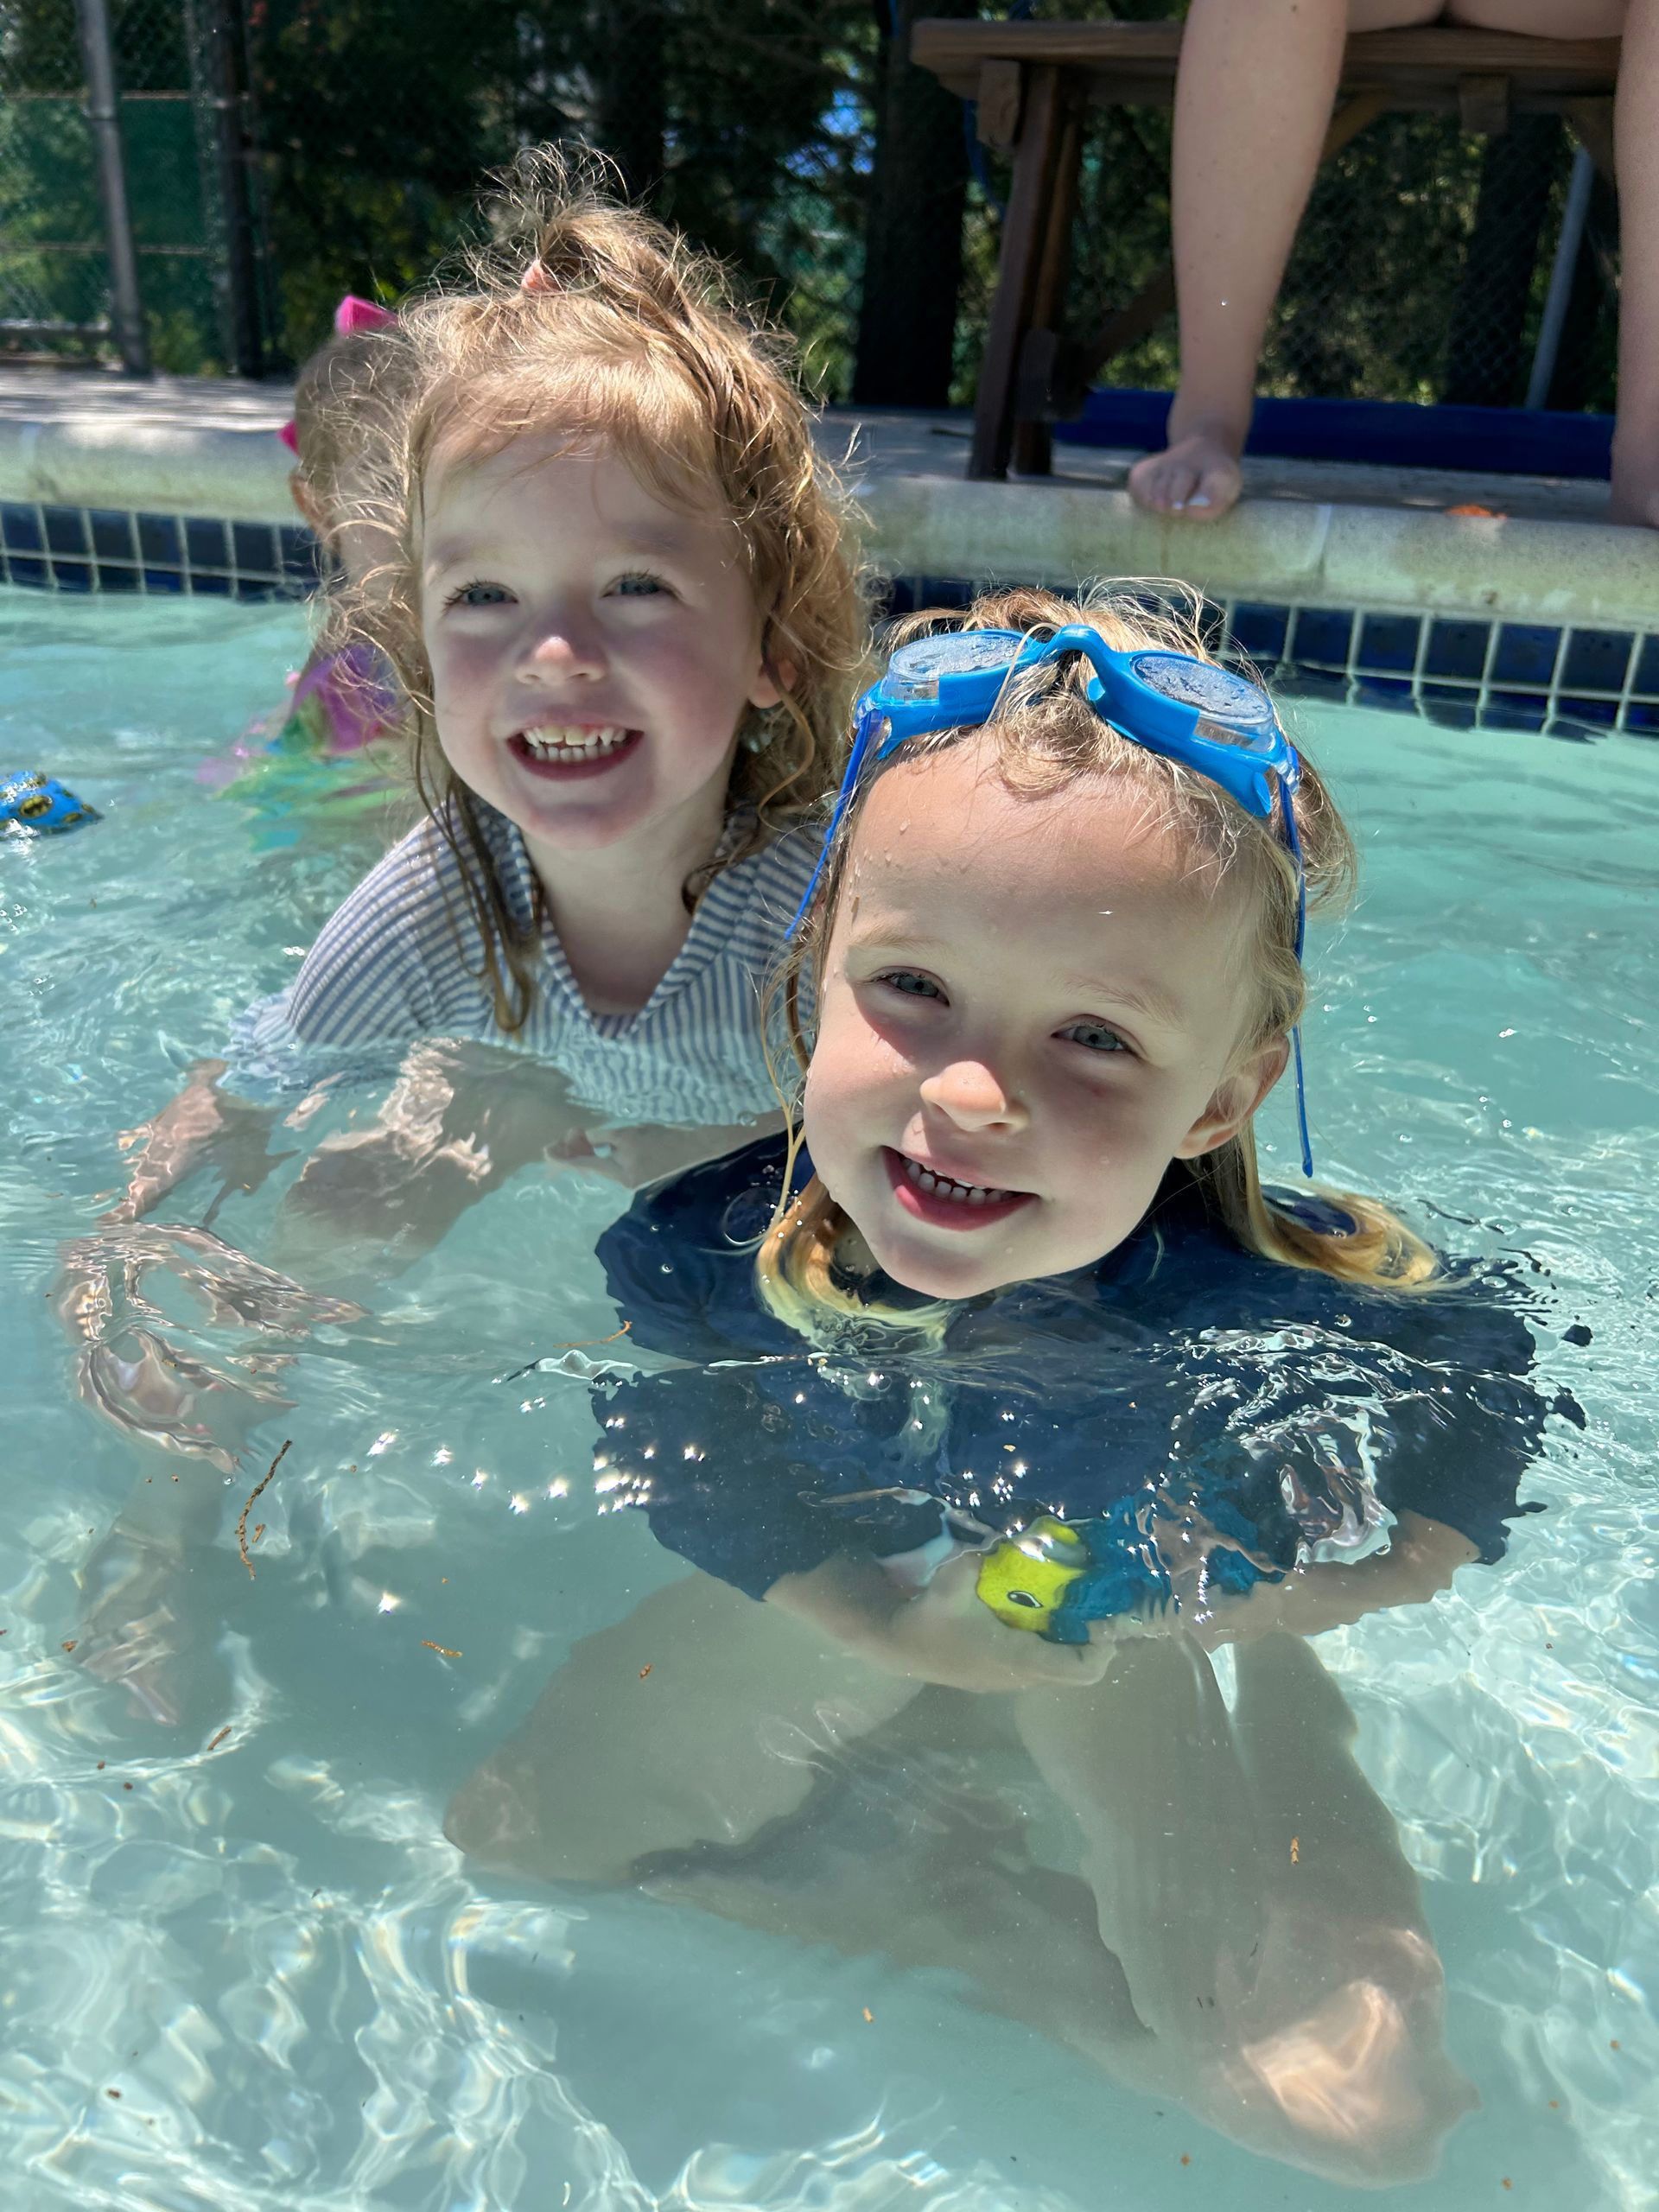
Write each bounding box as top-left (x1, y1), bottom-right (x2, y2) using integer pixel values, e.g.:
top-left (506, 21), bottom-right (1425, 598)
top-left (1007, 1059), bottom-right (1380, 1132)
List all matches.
top-left (2, 365), bottom-right (1656, 629)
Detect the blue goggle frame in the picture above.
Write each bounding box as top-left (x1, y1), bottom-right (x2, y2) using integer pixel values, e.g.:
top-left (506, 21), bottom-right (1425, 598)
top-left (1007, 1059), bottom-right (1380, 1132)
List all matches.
top-left (789, 623), bottom-right (1314, 1175)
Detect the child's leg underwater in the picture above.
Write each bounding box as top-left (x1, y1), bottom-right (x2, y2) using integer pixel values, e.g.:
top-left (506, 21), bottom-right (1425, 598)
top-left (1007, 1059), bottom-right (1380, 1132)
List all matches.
top-left (1015, 1632), bottom-right (1474, 2185)
top-left (443, 1568), bottom-right (927, 1885)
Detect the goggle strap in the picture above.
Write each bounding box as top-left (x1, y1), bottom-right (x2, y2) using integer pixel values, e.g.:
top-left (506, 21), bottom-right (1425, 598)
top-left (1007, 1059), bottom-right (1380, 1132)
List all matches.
top-left (785, 714), bottom-right (878, 939)
top-left (1290, 1022), bottom-right (1314, 1180)
top-left (1278, 775), bottom-right (1313, 1175)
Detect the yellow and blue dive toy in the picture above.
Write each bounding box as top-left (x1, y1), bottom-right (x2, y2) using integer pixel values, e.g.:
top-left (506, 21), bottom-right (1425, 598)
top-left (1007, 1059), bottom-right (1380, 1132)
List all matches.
top-left (975, 1494), bottom-right (1270, 1643)
top-left (976, 1503), bottom-right (1173, 1643)
top-left (2, 771), bottom-right (98, 835)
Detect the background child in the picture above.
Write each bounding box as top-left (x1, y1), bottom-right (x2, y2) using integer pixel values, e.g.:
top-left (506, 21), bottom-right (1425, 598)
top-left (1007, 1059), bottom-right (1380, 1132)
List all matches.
top-left (447, 587), bottom-right (1554, 2183)
top-left (200, 296), bottom-right (413, 811)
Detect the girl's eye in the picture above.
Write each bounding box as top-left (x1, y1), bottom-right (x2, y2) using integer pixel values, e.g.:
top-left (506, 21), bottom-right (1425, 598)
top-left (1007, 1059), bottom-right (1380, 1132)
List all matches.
top-left (874, 969), bottom-right (945, 1002)
top-left (610, 571), bottom-right (669, 599)
top-left (1060, 1020), bottom-right (1129, 1055)
top-left (445, 580), bottom-right (511, 609)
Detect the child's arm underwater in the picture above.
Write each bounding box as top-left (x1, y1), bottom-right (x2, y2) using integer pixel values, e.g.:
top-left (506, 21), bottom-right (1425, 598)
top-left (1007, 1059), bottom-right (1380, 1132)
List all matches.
top-left (102, 1060), bottom-right (296, 1225)
top-left (770, 1510), bottom-right (1475, 1689)
top-left (1173, 1510), bottom-right (1478, 1650)
top-left (766, 1549), bottom-right (1113, 1692)
top-left (266, 1038), bottom-right (784, 1286)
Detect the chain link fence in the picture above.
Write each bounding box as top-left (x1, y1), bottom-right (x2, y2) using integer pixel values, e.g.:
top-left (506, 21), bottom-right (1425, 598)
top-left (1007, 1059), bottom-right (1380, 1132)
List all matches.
top-left (0, 0), bottom-right (1622, 423)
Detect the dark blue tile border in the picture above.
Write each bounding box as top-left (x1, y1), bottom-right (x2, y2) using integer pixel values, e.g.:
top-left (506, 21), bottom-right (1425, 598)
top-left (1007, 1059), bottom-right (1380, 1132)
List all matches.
top-left (0, 498), bottom-right (317, 605)
top-left (3, 515), bottom-right (1657, 739)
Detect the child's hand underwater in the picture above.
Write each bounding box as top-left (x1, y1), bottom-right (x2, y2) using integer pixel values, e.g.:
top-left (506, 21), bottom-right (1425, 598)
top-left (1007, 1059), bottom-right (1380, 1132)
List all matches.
top-left (842, 1552), bottom-right (1113, 1693)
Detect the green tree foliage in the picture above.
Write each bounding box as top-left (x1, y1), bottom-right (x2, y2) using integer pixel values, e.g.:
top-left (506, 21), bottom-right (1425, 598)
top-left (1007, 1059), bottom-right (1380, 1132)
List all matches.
top-left (246, 0), bottom-right (874, 391)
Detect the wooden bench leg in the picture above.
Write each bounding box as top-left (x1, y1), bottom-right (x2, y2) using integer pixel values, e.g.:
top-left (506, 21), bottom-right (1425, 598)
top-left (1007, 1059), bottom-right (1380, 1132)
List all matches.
top-left (1012, 88), bottom-right (1084, 476)
top-left (969, 63), bottom-right (1065, 481)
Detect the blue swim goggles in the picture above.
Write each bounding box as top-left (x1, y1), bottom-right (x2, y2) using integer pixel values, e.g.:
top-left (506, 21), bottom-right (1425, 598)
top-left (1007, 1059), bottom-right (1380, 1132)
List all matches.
top-left (788, 623), bottom-right (1314, 1175)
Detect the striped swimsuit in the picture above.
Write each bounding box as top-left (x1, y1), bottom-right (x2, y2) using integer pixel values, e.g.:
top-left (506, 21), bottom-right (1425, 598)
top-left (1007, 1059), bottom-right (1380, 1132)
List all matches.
top-left (237, 798), bottom-right (814, 1125)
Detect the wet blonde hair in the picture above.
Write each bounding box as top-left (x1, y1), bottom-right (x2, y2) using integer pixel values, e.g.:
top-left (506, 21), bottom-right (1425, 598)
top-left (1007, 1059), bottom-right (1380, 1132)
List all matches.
top-left (328, 149), bottom-right (866, 1033)
top-left (756, 583), bottom-right (1436, 1344)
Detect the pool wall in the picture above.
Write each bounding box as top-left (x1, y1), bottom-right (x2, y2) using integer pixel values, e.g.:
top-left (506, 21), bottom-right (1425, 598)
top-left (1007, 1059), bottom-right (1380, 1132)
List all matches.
top-left (3, 374), bottom-right (1657, 737)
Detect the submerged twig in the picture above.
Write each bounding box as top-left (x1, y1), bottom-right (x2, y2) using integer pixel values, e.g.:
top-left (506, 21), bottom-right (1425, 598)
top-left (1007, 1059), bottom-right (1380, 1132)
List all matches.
top-left (237, 1439), bottom-right (291, 1579)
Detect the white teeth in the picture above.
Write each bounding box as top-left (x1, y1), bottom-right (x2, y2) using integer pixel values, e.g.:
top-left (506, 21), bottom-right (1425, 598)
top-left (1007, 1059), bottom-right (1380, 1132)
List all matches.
top-left (904, 1157), bottom-right (1011, 1207)
top-left (518, 725), bottom-right (632, 763)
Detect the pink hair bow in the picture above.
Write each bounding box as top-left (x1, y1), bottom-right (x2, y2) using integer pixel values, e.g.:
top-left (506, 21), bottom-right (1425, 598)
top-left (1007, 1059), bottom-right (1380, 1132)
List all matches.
top-left (278, 293), bottom-right (399, 450)
top-left (334, 293), bottom-right (398, 336)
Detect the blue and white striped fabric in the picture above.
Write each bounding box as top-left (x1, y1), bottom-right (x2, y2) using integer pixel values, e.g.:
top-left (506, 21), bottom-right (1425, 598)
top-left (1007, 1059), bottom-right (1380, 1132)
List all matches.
top-left (235, 799), bottom-right (816, 1125)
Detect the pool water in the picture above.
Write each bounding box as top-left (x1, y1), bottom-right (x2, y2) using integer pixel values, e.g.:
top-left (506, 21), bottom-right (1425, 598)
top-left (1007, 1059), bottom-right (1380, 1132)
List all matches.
top-left (1, 593), bottom-right (1656, 2212)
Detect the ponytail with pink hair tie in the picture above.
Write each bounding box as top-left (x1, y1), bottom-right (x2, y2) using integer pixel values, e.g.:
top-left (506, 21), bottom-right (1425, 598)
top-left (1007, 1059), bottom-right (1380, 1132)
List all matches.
top-left (277, 293), bottom-right (400, 453)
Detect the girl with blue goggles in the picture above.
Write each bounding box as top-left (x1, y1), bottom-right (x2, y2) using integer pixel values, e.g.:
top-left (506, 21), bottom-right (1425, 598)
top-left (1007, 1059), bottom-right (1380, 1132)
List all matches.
top-left (789, 597), bottom-right (1323, 1179)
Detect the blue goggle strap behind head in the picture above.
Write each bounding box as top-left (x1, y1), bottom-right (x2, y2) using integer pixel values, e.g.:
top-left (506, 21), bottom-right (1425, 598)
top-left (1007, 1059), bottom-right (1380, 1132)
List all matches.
top-left (1281, 779), bottom-right (1313, 1176)
top-left (785, 701), bottom-right (883, 938)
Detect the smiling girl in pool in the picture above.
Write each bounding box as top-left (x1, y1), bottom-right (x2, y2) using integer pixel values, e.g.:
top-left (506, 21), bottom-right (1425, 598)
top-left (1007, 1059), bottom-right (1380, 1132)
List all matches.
top-left (448, 584), bottom-right (1554, 2183)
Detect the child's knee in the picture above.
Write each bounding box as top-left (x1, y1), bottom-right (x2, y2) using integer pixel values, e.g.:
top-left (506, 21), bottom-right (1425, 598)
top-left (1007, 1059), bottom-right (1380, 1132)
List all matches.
top-left (442, 1751), bottom-right (632, 1885)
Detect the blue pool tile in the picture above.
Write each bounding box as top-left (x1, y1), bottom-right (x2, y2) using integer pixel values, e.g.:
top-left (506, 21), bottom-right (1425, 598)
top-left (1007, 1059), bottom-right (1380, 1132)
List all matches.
top-left (1283, 668), bottom-right (1347, 707)
top-left (137, 512), bottom-right (183, 566)
top-left (184, 517), bottom-right (229, 571)
top-left (1624, 699), bottom-right (1659, 734)
top-left (6, 554), bottom-right (47, 587)
top-left (1356, 613), bottom-right (1421, 673)
top-left (96, 563), bottom-right (141, 593)
top-left (232, 573), bottom-right (283, 601)
top-left (1, 502), bottom-right (44, 552)
top-left (190, 570), bottom-right (234, 596)
top-left (1421, 692), bottom-right (1479, 731)
top-left (88, 509), bottom-right (137, 563)
top-left (41, 505), bottom-right (89, 556)
top-left (1355, 673), bottom-right (1414, 708)
top-left (1560, 628), bottom-right (1634, 696)
top-left (1555, 695), bottom-right (1618, 728)
top-left (1287, 607), bottom-right (1354, 667)
top-left (1485, 690), bottom-right (1548, 733)
top-left (50, 558), bottom-right (92, 591)
top-left (277, 523), bottom-right (322, 583)
top-left (1491, 623), bottom-right (1561, 688)
top-left (1423, 619), bottom-right (1491, 683)
top-left (1229, 602), bottom-right (1289, 662)
top-left (142, 567), bottom-right (187, 594)
top-left (1630, 634), bottom-right (1659, 698)
top-left (231, 520), bottom-right (276, 576)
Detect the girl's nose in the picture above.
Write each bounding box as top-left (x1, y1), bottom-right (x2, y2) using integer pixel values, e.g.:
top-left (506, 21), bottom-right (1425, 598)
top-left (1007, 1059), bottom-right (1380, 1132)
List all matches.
top-left (519, 626), bottom-right (605, 683)
top-left (918, 1058), bottom-right (1028, 1134)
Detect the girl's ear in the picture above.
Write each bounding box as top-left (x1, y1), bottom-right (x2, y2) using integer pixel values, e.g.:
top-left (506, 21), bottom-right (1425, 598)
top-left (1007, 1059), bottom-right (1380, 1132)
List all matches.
top-left (748, 648), bottom-right (798, 712)
top-left (1173, 1036), bottom-right (1289, 1160)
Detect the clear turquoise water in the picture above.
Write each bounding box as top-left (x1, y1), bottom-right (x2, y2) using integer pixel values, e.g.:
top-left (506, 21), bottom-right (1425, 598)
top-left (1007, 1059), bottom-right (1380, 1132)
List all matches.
top-left (1, 593), bottom-right (1656, 2211)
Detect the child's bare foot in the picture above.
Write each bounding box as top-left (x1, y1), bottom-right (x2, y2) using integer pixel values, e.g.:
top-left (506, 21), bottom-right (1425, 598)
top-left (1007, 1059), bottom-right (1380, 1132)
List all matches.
top-left (1607, 460), bottom-right (1659, 530)
top-left (1128, 423), bottom-right (1244, 521)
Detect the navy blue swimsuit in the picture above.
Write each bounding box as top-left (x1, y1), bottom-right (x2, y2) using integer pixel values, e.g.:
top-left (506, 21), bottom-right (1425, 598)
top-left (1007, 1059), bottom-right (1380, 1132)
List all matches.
top-left (594, 1138), bottom-right (1552, 1611)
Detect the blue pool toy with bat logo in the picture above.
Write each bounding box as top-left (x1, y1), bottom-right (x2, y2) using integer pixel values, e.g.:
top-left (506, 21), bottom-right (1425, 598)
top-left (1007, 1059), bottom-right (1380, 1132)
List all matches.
top-left (1, 772), bottom-right (99, 836)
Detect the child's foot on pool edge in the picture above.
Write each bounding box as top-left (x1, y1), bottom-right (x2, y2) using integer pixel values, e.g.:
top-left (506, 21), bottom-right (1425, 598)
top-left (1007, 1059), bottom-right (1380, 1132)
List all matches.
top-left (1128, 423), bottom-right (1244, 522)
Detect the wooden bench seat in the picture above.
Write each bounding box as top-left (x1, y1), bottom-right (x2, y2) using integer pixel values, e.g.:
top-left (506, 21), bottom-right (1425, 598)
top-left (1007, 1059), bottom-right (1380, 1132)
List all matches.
top-left (909, 18), bottom-right (1621, 480)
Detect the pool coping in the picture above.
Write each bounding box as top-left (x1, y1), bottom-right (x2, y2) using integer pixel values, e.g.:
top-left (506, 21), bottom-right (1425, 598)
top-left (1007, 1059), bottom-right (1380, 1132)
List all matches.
top-left (3, 371), bottom-right (1656, 633)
